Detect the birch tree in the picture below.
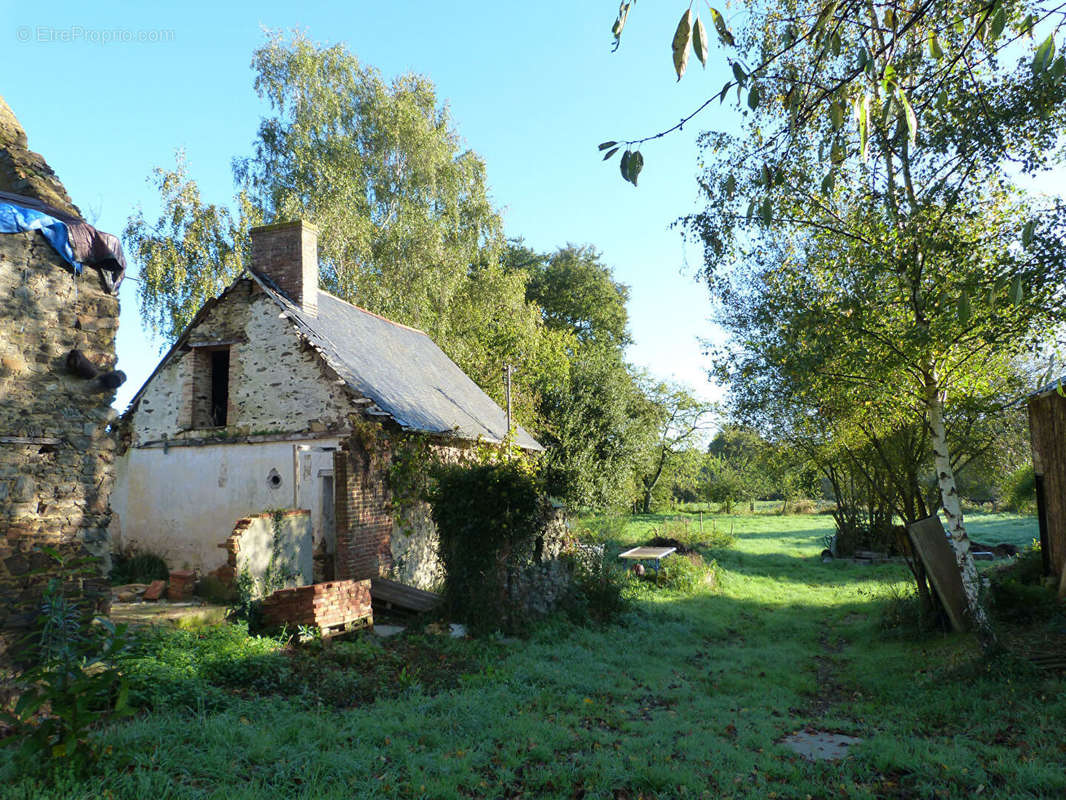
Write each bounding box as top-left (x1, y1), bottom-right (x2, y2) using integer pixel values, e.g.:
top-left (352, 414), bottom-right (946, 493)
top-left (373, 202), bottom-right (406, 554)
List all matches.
top-left (606, 1), bottom-right (1066, 641)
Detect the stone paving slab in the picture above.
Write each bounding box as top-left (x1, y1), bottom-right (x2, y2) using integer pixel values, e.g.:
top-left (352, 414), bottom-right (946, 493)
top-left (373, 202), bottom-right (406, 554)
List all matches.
top-left (780, 730), bottom-right (863, 761)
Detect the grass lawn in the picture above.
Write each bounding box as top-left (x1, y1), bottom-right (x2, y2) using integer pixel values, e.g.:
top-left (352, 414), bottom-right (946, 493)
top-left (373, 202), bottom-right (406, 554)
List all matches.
top-left (4, 510), bottom-right (1062, 799)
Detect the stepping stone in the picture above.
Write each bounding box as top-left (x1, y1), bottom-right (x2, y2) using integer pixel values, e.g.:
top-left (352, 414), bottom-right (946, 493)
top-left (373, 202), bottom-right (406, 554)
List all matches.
top-left (372, 624), bottom-right (405, 638)
top-left (780, 730), bottom-right (862, 761)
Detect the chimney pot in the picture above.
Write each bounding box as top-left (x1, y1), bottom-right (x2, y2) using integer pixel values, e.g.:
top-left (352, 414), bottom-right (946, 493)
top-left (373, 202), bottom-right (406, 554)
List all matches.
top-left (249, 220), bottom-right (318, 315)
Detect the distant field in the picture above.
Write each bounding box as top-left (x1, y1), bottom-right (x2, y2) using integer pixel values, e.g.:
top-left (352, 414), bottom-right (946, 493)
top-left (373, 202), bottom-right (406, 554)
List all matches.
top-left (642, 506), bottom-right (1039, 551)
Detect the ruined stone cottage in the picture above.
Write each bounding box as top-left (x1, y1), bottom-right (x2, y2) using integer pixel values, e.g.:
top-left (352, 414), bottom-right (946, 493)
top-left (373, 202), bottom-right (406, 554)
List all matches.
top-left (112, 220), bottom-right (542, 591)
top-left (0, 97), bottom-right (126, 654)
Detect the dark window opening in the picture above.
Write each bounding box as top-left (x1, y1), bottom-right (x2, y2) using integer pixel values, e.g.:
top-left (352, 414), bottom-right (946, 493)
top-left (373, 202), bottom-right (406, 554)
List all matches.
top-left (210, 349), bottom-right (230, 427)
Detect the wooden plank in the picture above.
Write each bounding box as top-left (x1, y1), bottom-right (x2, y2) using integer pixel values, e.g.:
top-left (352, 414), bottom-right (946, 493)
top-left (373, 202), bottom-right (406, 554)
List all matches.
top-left (907, 516), bottom-right (970, 632)
top-left (619, 547), bottom-right (677, 560)
top-left (370, 577), bottom-right (441, 613)
top-left (1029, 392), bottom-right (1066, 577)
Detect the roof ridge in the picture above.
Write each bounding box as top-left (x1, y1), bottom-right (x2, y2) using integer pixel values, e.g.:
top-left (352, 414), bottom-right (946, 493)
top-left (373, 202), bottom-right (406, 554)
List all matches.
top-left (317, 288), bottom-right (427, 335)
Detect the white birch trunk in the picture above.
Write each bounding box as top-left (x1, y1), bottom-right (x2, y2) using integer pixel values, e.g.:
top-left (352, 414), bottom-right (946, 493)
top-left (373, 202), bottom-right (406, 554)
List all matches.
top-left (924, 369), bottom-right (994, 640)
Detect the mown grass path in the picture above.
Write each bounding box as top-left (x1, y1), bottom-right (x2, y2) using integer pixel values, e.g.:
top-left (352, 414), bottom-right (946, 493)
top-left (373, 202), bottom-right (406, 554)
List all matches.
top-left (5, 512), bottom-right (1062, 799)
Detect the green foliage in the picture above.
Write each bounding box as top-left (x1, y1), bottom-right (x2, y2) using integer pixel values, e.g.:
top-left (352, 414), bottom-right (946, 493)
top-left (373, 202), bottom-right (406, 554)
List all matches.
top-left (1, 565), bottom-right (134, 780)
top-left (429, 461), bottom-right (549, 635)
top-left (125, 30), bottom-right (568, 432)
top-left (509, 241), bottom-right (631, 350)
top-left (560, 518), bottom-right (633, 624)
top-left (538, 345), bottom-right (658, 509)
top-left (987, 547), bottom-right (1057, 624)
top-left (123, 152), bottom-right (258, 343)
top-left (230, 568), bottom-right (262, 629)
top-left (108, 550), bottom-right (169, 585)
top-left (878, 583), bottom-right (945, 638)
top-left (195, 574), bottom-right (236, 605)
top-left (637, 380), bottom-right (716, 513)
top-left (1003, 464), bottom-right (1037, 513)
top-left (653, 553), bottom-right (718, 593)
top-left (5, 511), bottom-right (1063, 799)
top-left (656, 516), bottom-right (736, 551)
top-left (115, 622), bottom-right (491, 714)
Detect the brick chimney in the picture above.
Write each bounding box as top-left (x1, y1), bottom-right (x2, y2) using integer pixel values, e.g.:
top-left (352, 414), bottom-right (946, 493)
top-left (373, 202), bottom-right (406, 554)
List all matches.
top-left (249, 220), bottom-right (319, 316)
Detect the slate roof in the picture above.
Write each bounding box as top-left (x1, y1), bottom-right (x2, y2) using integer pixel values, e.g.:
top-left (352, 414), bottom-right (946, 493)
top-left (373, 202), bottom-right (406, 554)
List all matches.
top-left (252, 273), bottom-right (542, 451)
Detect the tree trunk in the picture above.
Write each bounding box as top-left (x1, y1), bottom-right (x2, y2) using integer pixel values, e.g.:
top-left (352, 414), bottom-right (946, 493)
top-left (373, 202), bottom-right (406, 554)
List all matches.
top-left (925, 369), bottom-right (995, 646)
top-left (642, 448), bottom-right (668, 514)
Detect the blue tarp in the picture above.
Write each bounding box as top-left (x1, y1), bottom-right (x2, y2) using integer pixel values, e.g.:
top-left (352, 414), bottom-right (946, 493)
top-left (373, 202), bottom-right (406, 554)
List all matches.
top-left (0, 200), bottom-right (81, 274)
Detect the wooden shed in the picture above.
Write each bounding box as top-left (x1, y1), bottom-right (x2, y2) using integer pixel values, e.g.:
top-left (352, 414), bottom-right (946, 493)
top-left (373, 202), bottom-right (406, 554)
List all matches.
top-left (1027, 380), bottom-right (1066, 591)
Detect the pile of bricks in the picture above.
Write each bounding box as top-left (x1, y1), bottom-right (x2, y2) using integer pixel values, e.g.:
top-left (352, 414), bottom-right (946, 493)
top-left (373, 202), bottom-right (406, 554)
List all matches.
top-left (167, 570), bottom-right (196, 602)
top-left (261, 578), bottom-right (372, 632)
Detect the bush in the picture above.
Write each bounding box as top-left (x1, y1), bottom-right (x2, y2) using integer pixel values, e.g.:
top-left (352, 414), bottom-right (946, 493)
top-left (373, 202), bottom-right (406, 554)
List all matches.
top-left (784, 498), bottom-right (817, 514)
top-left (560, 543), bottom-right (632, 624)
top-left (987, 547), bottom-right (1056, 624)
top-left (429, 460), bottom-right (549, 635)
top-left (109, 550), bottom-right (169, 585)
top-left (1002, 464), bottom-right (1036, 513)
top-left (2, 554), bottom-right (135, 780)
top-left (652, 516), bottom-right (736, 551)
top-left (654, 553), bottom-right (718, 593)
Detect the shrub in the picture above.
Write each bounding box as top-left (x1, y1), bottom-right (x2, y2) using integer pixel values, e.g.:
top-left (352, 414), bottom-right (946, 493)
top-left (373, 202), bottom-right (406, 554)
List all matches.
top-left (655, 553), bottom-right (718, 593)
top-left (878, 583), bottom-right (947, 637)
top-left (2, 554), bottom-right (135, 780)
top-left (987, 548), bottom-right (1056, 623)
top-left (429, 460), bottom-right (549, 635)
top-left (560, 542), bottom-right (632, 624)
top-left (109, 550), bottom-right (169, 585)
top-left (786, 498), bottom-right (817, 514)
top-left (1002, 464), bottom-right (1036, 513)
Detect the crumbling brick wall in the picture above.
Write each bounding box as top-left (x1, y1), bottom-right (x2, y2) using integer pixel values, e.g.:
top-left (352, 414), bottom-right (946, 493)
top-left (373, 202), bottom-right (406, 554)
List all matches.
top-left (0, 231), bottom-right (119, 655)
top-left (333, 435), bottom-right (394, 581)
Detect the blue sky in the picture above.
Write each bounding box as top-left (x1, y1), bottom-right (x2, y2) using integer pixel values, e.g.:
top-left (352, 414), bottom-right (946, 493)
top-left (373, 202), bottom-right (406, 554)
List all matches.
top-left (2, 1), bottom-right (735, 411)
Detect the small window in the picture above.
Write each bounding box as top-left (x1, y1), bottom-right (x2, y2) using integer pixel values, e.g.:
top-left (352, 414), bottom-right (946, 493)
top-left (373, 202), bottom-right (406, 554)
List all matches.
top-left (209, 349), bottom-right (230, 427)
top-left (190, 345), bottom-right (231, 429)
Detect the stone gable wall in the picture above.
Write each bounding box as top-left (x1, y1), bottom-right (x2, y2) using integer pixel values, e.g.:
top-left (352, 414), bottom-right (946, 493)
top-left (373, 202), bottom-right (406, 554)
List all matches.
top-left (130, 280), bottom-right (353, 444)
top-left (0, 231), bottom-right (119, 655)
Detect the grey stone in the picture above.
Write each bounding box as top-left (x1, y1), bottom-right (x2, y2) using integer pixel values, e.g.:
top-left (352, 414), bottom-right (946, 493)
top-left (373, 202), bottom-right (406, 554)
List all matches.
top-left (11, 475), bottom-right (35, 502)
top-left (372, 624), bottom-right (406, 638)
top-left (780, 730), bottom-right (862, 761)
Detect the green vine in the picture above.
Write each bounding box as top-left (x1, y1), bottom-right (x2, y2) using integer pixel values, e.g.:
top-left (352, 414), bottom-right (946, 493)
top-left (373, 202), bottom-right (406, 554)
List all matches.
top-left (263, 509), bottom-right (299, 595)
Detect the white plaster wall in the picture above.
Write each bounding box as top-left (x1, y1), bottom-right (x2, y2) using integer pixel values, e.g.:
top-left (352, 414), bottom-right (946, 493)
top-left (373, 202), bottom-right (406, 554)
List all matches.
top-left (235, 513), bottom-right (313, 596)
top-left (110, 438), bottom-right (340, 572)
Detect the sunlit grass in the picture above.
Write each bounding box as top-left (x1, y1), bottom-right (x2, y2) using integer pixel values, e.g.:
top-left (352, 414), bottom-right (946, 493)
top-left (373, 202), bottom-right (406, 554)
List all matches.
top-left (3, 509), bottom-right (1059, 799)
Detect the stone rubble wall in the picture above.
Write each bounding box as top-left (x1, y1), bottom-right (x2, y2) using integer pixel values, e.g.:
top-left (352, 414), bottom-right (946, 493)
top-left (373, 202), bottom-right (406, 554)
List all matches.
top-left (130, 280), bottom-right (352, 445)
top-left (333, 428), bottom-right (571, 612)
top-left (0, 231), bottom-right (119, 656)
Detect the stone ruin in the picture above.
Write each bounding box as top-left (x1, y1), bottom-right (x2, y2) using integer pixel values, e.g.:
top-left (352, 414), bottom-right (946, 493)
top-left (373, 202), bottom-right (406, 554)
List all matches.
top-left (0, 96), bottom-right (124, 660)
